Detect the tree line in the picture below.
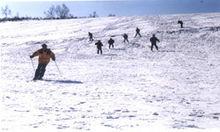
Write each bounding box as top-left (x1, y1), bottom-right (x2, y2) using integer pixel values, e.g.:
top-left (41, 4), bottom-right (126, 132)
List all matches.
top-left (0, 4), bottom-right (116, 22)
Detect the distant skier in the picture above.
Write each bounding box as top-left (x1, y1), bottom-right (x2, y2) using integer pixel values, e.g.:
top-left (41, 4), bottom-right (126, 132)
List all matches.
top-left (123, 33), bottom-right (129, 43)
top-left (134, 27), bottom-right (142, 37)
top-left (150, 34), bottom-right (160, 51)
top-left (95, 40), bottom-right (103, 54)
top-left (30, 44), bottom-right (55, 80)
top-left (88, 32), bottom-right (94, 41)
top-left (108, 38), bottom-right (115, 49)
top-left (178, 20), bottom-right (184, 28)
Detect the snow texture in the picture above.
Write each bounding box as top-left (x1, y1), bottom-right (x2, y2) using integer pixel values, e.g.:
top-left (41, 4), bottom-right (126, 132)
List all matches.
top-left (1, 13), bottom-right (220, 132)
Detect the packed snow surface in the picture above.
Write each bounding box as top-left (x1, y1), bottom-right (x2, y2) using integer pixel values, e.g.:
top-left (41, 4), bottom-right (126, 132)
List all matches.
top-left (1, 13), bottom-right (220, 132)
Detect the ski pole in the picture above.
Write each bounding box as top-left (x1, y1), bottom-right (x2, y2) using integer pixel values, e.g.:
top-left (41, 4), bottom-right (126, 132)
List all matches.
top-left (30, 58), bottom-right (35, 72)
top-left (54, 61), bottom-right (62, 76)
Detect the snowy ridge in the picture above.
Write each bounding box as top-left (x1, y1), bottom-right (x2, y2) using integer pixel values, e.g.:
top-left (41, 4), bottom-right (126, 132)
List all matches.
top-left (1, 13), bottom-right (220, 132)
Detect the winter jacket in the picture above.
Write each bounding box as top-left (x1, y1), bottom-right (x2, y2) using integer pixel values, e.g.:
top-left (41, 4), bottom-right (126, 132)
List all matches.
top-left (108, 39), bottom-right (115, 44)
top-left (178, 20), bottom-right (183, 25)
top-left (89, 32), bottom-right (93, 38)
top-left (150, 37), bottom-right (160, 44)
top-left (31, 48), bottom-right (55, 64)
top-left (95, 41), bottom-right (103, 49)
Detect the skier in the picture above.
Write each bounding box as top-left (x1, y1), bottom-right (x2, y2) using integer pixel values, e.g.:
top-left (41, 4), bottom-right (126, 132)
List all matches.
top-left (123, 33), bottom-right (129, 43)
top-left (150, 34), bottom-right (160, 51)
top-left (88, 32), bottom-right (94, 41)
top-left (178, 20), bottom-right (183, 28)
top-left (108, 38), bottom-right (115, 49)
top-left (30, 44), bottom-right (55, 80)
top-left (95, 40), bottom-right (103, 54)
top-left (134, 27), bottom-right (142, 37)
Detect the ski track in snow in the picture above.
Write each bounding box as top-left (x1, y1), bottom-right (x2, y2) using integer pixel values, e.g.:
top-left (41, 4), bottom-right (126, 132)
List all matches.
top-left (1, 13), bottom-right (220, 132)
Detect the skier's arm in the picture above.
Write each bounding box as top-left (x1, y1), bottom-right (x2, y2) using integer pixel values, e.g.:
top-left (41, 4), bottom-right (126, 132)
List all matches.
top-left (30, 50), bottom-right (40, 58)
top-left (157, 38), bottom-right (160, 42)
top-left (50, 51), bottom-right (55, 61)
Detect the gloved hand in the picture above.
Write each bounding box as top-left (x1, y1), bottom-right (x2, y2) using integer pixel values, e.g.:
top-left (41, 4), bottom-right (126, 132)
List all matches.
top-left (52, 58), bottom-right (55, 61)
top-left (30, 55), bottom-right (34, 58)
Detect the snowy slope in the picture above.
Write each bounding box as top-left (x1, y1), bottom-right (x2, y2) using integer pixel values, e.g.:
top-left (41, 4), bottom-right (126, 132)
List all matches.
top-left (1, 13), bottom-right (220, 132)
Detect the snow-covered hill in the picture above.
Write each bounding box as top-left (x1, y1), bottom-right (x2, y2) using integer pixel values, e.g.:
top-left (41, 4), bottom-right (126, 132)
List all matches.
top-left (1, 13), bottom-right (220, 132)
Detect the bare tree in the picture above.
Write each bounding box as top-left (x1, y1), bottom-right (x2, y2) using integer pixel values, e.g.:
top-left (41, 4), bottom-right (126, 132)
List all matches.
top-left (89, 11), bottom-right (98, 18)
top-left (108, 14), bottom-right (116, 17)
top-left (1, 5), bottom-right (11, 18)
top-left (44, 5), bottom-right (56, 19)
top-left (55, 4), bottom-right (70, 19)
top-left (44, 4), bottom-right (70, 19)
top-left (92, 11), bottom-right (98, 18)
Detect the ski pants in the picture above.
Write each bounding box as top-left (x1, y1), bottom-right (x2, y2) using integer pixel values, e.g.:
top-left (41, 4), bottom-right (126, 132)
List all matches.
top-left (135, 33), bottom-right (141, 37)
top-left (109, 44), bottom-right (114, 49)
top-left (124, 39), bottom-right (129, 43)
top-left (89, 37), bottom-right (94, 41)
top-left (97, 48), bottom-right (103, 54)
top-left (151, 43), bottom-right (158, 51)
top-left (34, 63), bottom-right (47, 80)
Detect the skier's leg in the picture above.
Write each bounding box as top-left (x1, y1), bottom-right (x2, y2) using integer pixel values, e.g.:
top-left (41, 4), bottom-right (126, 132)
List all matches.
top-left (151, 44), bottom-right (153, 51)
top-left (33, 66), bottom-right (39, 80)
top-left (155, 44), bottom-right (159, 51)
top-left (139, 33), bottom-right (142, 37)
top-left (33, 64), bottom-right (43, 80)
top-left (39, 64), bottom-right (47, 79)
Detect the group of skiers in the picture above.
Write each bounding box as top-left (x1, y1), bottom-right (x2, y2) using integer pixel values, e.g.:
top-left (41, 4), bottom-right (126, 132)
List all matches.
top-left (30, 20), bottom-right (183, 80)
top-left (91, 20), bottom-right (184, 55)
top-left (90, 27), bottom-right (160, 55)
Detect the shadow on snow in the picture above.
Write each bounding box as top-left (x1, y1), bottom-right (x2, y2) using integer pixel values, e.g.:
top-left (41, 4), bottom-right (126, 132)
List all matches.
top-left (43, 79), bottom-right (83, 84)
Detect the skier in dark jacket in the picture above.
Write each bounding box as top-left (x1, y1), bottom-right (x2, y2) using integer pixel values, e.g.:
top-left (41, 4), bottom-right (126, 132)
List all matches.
top-left (108, 38), bottom-right (115, 49)
top-left (178, 20), bottom-right (183, 28)
top-left (123, 33), bottom-right (129, 43)
top-left (134, 27), bottom-right (142, 37)
top-left (88, 32), bottom-right (94, 41)
top-left (30, 44), bottom-right (55, 80)
top-left (95, 40), bottom-right (103, 54)
top-left (150, 34), bottom-right (160, 51)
